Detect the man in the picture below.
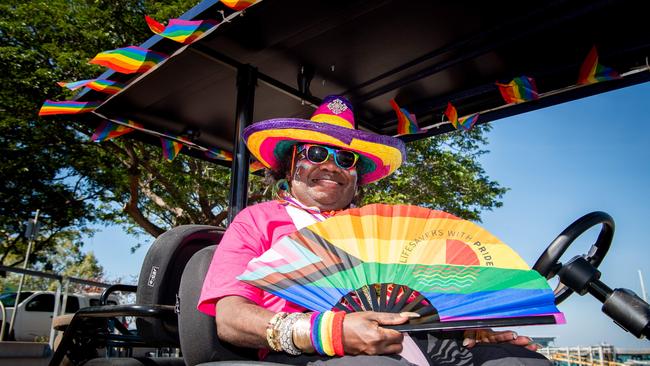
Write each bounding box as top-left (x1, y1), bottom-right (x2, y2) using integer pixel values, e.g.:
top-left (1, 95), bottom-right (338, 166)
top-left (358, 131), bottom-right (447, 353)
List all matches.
top-left (198, 96), bottom-right (548, 365)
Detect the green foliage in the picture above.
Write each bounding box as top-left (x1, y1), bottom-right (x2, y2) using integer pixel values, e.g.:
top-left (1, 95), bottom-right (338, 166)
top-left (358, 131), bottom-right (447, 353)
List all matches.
top-left (1, 0), bottom-right (209, 266)
top-left (0, 239), bottom-right (104, 293)
top-left (363, 124), bottom-right (507, 222)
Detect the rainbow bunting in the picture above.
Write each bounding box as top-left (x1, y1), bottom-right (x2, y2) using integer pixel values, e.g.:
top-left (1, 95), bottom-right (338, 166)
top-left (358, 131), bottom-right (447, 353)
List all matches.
top-left (58, 79), bottom-right (126, 95)
top-left (495, 76), bottom-right (539, 104)
top-left (220, 0), bottom-right (257, 11)
top-left (578, 46), bottom-right (620, 85)
top-left (444, 102), bottom-right (479, 131)
top-left (160, 137), bottom-right (190, 162)
top-left (145, 16), bottom-right (218, 44)
top-left (91, 120), bottom-right (142, 142)
top-left (389, 99), bottom-right (420, 135)
top-left (38, 100), bottom-right (100, 116)
top-left (90, 46), bottom-right (167, 74)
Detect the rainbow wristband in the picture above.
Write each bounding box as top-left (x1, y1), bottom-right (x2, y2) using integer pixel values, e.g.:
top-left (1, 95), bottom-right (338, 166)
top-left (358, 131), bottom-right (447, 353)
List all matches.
top-left (320, 311), bottom-right (335, 356)
top-left (332, 311), bottom-right (345, 356)
top-left (311, 312), bottom-right (325, 355)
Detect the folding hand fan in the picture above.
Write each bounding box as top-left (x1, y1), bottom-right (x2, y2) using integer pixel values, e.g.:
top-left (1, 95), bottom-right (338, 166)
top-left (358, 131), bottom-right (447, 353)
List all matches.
top-left (238, 204), bottom-right (564, 332)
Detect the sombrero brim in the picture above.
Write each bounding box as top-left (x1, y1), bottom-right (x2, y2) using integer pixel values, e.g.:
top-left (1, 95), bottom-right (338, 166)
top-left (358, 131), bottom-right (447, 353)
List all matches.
top-left (242, 118), bottom-right (406, 185)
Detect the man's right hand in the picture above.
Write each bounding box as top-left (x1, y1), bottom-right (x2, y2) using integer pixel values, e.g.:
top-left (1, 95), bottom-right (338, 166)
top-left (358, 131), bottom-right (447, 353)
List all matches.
top-left (342, 311), bottom-right (409, 355)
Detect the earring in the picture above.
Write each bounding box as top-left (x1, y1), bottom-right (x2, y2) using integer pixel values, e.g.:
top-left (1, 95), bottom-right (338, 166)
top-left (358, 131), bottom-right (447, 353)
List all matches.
top-left (273, 178), bottom-right (290, 198)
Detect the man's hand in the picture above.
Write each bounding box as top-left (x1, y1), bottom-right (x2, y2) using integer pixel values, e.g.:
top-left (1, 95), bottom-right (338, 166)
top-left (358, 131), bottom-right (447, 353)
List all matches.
top-left (342, 311), bottom-right (410, 355)
top-left (462, 329), bottom-right (540, 351)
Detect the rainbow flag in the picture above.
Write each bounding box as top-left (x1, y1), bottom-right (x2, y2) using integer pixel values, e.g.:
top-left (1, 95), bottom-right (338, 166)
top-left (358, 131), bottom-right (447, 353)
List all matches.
top-left (250, 160), bottom-right (265, 172)
top-left (578, 46), bottom-right (620, 85)
top-left (91, 120), bottom-right (142, 142)
top-left (38, 100), bottom-right (100, 116)
top-left (496, 76), bottom-right (539, 104)
top-left (444, 102), bottom-right (478, 131)
top-left (389, 99), bottom-right (420, 135)
top-left (90, 46), bottom-right (167, 74)
top-left (58, 79), bottom-right (126, 95)
top-left (220, 0), bottom-right (257, 11)
top-left (145, 16), bottom-right (218, 44)
top-left (160, 137), bottom-right (189, 162)
top-left (205, 148), bottom-right (233, 161)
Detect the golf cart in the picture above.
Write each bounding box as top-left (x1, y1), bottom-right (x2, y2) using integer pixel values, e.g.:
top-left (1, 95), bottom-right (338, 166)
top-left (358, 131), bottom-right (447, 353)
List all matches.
top-left (43, 0), bottom-right (650, 365)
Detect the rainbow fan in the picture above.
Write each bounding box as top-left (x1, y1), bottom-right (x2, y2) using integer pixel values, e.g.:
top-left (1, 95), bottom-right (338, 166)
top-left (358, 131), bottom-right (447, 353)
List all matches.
top-left (239, 204), bottom-right (564, 331)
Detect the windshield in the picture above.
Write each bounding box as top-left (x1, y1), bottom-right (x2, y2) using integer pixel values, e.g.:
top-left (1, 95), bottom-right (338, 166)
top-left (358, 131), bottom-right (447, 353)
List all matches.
top-left (0, 291), bottom-right (34, 307)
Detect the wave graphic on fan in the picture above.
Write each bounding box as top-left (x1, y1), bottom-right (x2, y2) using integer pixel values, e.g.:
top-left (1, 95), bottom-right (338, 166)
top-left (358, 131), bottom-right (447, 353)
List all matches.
top-left (238, 204), bottom-right (564, 331)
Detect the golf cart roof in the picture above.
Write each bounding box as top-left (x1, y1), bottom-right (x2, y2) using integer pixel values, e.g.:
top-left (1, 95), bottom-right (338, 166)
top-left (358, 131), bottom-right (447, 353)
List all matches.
top-left (82, 0), bottom-right (650, 158)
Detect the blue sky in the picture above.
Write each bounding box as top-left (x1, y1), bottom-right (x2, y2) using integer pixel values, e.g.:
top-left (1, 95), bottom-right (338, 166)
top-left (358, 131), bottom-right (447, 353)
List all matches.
top-left (85, 82), bottom-right (650, 348)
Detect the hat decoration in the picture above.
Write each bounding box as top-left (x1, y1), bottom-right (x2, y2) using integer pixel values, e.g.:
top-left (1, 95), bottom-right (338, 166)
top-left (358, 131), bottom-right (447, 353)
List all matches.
top-left (242, 95), bottom-right (406, 185)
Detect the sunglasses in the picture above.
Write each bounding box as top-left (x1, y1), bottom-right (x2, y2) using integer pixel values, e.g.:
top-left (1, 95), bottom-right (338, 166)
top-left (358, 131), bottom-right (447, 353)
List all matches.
top-left (296, 144), bottom-right (360, 170)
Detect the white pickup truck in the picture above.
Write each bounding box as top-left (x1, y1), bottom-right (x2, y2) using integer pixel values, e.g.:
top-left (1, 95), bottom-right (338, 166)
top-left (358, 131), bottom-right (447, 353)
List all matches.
top-left (1, 291), bottom-right (118, 341)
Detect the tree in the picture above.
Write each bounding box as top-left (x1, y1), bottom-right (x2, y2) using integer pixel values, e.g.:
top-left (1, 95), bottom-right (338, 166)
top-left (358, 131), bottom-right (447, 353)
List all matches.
top-left (1, 0), bottom-right (507, 271)
top-left (363, 125), bottom-right (507, 222)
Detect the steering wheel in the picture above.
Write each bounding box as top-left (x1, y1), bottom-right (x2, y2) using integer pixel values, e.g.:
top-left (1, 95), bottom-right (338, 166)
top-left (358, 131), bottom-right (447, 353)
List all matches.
top-left (532, 211), bottom-right (614, 305)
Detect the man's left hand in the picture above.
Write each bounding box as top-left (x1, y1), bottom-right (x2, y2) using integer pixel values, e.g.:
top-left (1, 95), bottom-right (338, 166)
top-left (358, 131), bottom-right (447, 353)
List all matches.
top-left (462, 329), bottom-right (539, 351)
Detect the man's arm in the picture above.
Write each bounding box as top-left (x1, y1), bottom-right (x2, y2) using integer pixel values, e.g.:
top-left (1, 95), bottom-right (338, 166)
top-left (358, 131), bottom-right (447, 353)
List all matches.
top-left (215, 295), bottom-right (409, 354)
top-left (215, 296), bottom-right (274, 349)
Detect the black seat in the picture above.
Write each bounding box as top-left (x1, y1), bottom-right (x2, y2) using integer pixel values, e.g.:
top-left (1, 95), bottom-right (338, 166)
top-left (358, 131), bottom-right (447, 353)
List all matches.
top-left (53, 225), bottom-right (224, 366)
top-left (178, 246), bottom-right (287, 366)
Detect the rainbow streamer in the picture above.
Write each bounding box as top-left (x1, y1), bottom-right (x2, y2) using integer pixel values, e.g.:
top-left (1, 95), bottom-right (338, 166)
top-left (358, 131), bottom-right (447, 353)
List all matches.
top-left (91, 120), bottom-right (142, 142)
top-left (145, 16), bottom-right (218, 44)
top-left (496, 76), bottom-right (539, 104)
top-left (444, 102), bottom-right (478, 131)
top-left (90, 46), bottom-right (167, 74)
top-left (160, 136), bottom-right (189, 162)
top-left (58, 79), bottom-right (126, 95)
top-left (389, 99), bottom-right (420, 135)
top-left (578, 46), bottom-right (620, 85)
top-left (220, 0), bottom-right (257, 11)
top-left (38, 100), bottom-right (100, 116)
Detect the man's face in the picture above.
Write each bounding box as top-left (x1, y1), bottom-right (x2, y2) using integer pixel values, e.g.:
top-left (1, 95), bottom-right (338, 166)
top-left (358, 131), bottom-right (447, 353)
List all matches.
top-left (289, 145), bottom-right (359, 211)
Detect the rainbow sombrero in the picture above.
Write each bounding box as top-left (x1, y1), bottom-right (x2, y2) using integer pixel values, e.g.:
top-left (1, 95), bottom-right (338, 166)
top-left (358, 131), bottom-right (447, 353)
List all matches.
top-left (242, 95), bottom-right (406, 185)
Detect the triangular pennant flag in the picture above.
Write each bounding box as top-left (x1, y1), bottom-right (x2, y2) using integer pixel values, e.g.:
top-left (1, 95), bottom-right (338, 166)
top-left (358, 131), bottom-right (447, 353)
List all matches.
top-left (250, 160), bottom-right (265, 172)
top-left (90, 46), bottom-right (167, 74)
top-left (58, 79), bottom-right (126, 95)
top-left (495, 76), bottom-right (539, 104)
top-left (91, 120), bottom-right (142, 142)
top-left (389, 99), bottom-right (420, 135)
top-left (444, 102), bottom-right (459, 129)
top-left (220, 0), bottom-right (258, 11)
top-left (457, 114), bottom-right (479, 131)
top-left (444, 102), bottom-right (478, 131)
top-left (39, 100), bottom-right (100, 116)
top-left (160, 136), bottom-right (190, 162)
top-left (204, 148), bottom-right (233, 161)
top-left (577, 46), bottom-right (620, 85)
top-left (145, 16), bottom-right (218, 44)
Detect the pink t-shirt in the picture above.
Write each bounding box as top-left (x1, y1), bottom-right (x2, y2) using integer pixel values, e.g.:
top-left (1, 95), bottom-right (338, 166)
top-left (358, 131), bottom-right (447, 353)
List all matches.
top-left (197, 200), bottom-right (307, 316)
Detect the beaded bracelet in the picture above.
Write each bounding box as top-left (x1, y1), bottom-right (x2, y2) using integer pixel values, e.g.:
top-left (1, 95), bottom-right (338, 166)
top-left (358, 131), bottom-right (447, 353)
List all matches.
top-left (266, 312), bottom-right (288, 352)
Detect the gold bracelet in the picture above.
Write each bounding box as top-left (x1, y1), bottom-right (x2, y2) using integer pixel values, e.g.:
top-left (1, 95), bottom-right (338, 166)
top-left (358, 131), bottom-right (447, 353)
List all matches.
top-left (266, 312), bottom-right (287, 352)
top-left (292, 313), bottom-right (315, 353)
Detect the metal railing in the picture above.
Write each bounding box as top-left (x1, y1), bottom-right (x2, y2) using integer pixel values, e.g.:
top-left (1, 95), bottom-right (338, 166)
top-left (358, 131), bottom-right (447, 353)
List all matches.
top-left (0, 265), bottom-right (114, 347)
